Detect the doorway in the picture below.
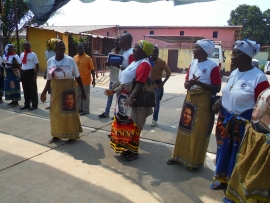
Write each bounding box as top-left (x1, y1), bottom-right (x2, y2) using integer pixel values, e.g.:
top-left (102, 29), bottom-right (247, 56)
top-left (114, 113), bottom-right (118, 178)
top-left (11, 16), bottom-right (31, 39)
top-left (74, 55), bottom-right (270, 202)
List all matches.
top-left (167, 50), bottom-right (179, 72)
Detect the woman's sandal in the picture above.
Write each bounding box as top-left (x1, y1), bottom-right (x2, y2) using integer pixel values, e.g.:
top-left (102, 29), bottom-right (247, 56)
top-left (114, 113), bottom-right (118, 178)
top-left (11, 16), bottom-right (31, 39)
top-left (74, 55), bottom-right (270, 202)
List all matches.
top-left (124, 153), bottom-right (139, 162)
top-left (210, 181), bottom-right (227, 190)
top-left (167, 159), bottom-right (177, 165)
top-left (222, 196), bottom-right (235, 203)
top-left (49, 137), bottom-right (60, 144)
top-left (65, 139), bottom-right (76, 144)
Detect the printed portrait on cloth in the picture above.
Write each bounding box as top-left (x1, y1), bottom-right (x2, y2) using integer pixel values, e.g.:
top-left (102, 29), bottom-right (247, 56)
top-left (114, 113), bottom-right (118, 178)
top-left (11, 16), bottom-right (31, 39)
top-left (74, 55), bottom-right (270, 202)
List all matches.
top-left (179, 102), bottom-right (196, 132)
top-left (61, 90), bottom-right (77, 112)
top-left (252, 88), bottom-right (270, 133)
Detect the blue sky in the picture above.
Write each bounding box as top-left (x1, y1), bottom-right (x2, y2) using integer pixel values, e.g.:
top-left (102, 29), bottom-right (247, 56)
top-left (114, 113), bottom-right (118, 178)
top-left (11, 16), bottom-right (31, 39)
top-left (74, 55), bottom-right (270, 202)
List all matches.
top-left (47, 0), bottom-right (269, 26)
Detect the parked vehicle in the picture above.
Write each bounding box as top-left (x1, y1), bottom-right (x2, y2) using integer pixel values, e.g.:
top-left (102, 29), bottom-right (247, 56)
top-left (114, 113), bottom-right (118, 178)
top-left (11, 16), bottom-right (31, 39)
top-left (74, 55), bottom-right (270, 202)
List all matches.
top-left (265, 61), bottom-right (270, 74)
top-left (252, 59), bottom-right (259, 68)
top-left (208, 41), bottom-right (226, 77)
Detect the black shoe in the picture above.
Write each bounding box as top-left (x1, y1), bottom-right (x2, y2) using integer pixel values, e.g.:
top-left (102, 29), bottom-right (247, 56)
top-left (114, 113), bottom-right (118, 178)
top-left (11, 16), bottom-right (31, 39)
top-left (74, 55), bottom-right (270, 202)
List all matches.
top-left (98, 112), bottom-right (109, 118)
top-left (11, 101), bottom-right (19, 107)
top-left (7, 101), bottom-right (14, 106)
top-left (20, 105), bottom-right (30, 110)
top-left (80, 111), bottom-right (89, 116)
top-left (28, 106), bottom-right (37, 110)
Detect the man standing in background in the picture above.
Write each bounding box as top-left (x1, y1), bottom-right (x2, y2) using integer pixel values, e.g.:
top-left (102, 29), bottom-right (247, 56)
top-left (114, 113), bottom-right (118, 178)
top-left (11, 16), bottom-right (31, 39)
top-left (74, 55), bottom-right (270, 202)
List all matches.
top-left (20, 41), bottom-right (39, 110)
top-left (150, 46), bottom-right (171, 127)
top-left (98, 38), bottom-right (121, 118)
top-left (74, 43), bottom-right (95, 115)
top-left (98, 33), bottom-right (134, 118)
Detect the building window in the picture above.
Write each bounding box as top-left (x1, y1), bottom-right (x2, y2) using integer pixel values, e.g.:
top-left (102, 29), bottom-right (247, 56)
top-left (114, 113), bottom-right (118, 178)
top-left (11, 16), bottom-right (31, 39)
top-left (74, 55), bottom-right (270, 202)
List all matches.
top-left (213, 31), bottom-right (218, 38)
top-left (123, 30), bottom-right (127, 33)
top-left (180, 31), bottom-right (184, 36)
top-left (150, 30), bottom-right (154, 35)
top-left (107, 32), bottom-right (109, 36)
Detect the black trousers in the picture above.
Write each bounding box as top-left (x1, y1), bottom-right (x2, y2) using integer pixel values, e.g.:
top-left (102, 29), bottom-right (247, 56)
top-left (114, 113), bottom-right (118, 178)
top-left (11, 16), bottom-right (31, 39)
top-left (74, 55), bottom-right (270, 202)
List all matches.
top-left (21, 69), bottom-right (38, 107)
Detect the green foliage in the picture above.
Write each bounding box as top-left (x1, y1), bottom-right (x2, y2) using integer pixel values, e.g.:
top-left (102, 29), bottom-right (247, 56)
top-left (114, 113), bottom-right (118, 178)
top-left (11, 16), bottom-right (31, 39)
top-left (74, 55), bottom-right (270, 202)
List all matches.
top-left (0, 0), bottom-right (36, 51)
top-left (228, 4), bottom-right (270, 45)
top-left (259, 65), bottom-right (265, 72)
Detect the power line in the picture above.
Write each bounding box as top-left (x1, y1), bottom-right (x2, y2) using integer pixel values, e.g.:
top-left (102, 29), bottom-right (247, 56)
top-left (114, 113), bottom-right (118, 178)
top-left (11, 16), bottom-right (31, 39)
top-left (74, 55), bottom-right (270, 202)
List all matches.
top-left (216, 0), bottom-right (237, 8)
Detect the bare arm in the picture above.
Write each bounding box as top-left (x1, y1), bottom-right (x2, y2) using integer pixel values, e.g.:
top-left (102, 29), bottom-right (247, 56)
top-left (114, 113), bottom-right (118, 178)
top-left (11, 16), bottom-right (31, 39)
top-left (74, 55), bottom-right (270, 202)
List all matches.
top-left (160, 74), bottom-right (171, 87)
top-left (34, 63), bottom-right (39, 80)
top-left (40, 80), bottom-right (51, 102)
top-left (91, 70), bottom-right (96, 87)
top-left (75, 76), bottom-right (86, 100)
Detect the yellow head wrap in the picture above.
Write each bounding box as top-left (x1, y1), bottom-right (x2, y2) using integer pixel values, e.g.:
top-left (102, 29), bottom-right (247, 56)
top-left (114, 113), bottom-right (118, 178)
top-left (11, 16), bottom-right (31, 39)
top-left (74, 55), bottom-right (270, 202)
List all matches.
top-left (137, 40), bottom-right (154, 56)
top-left (46, 38), bottom-right (62, 51)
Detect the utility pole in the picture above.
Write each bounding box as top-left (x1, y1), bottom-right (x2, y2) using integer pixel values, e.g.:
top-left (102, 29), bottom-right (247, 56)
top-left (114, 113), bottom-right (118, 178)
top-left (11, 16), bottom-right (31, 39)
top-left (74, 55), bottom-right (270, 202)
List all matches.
top-left (14, 0), bottom-right (20, 55)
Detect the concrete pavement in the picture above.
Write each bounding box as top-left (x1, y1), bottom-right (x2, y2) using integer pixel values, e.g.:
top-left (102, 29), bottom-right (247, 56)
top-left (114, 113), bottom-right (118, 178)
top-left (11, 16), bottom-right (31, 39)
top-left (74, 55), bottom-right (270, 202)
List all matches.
top-left (0, 72), bottom-right (253, 203)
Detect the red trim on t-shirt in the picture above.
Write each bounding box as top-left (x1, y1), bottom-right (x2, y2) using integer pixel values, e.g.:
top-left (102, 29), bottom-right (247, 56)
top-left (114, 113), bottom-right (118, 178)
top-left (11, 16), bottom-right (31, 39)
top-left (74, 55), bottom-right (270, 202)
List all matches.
top-left (128, 54), bottom-right (135, 65)
top-left (185, 66), bottom-right (190, 80)
top-left (210, 66), bottom-right (222, 85)
top-left (254, 81), bottom-right (270, 101)
top-left (136, 62), bottom-right (151, 83)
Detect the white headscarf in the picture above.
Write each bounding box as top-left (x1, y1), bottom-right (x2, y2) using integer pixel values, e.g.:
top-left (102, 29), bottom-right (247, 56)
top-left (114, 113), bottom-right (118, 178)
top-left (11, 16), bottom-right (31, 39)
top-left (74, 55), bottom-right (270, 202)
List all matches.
top-left (196, 40), bottom-right (215, 55)
top-left (4, 44), bottom-right (13, 58)
top-left (234, 39), bottom-right (260, 58)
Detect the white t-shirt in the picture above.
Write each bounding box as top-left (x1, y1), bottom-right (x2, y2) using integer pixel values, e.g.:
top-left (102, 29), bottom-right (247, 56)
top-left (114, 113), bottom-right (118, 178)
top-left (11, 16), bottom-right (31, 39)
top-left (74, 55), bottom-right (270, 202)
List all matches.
top-left (2, 54), bottom-right (21, 68)
top-left (222, 67), bottom-right (268, 115)
top-left (188, 59), bottom-right (217, 90)
top-left (47, 55), bottom-right (80, 80)
top-left (20, 52), bottom-right (39, 70)
top-left (119, 59), bottom-right (149, 84)
top-left (119, 47), bottom-right (134, 79)
top-left (122, 47), bottom-right (134, 68)
top-left (45, 50), bottom-right (56, 61)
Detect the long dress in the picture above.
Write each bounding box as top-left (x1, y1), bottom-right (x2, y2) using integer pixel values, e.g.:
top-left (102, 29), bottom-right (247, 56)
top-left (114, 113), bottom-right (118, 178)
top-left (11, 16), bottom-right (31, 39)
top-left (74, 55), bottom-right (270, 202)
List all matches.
top-left (213, 67), bottom-right (269, 183)
top-left (226, 88), bottom-right (270, 203)
top-left (171, 59), bottom-right (221, 169)
top-left (47, 55), bottom-right (82, 139)
top-left (110, 59), bottom-right (153, 154)
top-left (3, 54), bottom-right (21, 101)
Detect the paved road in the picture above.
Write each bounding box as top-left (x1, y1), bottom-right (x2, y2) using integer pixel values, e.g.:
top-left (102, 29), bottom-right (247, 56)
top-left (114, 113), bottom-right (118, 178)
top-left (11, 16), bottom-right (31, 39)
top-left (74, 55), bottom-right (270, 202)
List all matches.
top-left (0, 72), bottom-right (269, 203)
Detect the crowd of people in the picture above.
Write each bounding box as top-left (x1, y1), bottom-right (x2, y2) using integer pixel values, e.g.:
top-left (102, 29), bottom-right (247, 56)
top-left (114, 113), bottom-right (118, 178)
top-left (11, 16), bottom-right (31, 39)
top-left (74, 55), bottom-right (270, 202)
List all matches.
top-left (0, 34), bottom-right (269, 203)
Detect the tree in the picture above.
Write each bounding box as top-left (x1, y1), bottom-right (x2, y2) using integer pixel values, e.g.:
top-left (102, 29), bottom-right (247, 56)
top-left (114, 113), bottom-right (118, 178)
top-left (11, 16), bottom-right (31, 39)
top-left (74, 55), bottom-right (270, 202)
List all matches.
top-left (262, 9), bottom-right (270, 45)
top-left (0, 0), bottom-right (36, 51)
top-left (228, 4), bottom-right (270, 46)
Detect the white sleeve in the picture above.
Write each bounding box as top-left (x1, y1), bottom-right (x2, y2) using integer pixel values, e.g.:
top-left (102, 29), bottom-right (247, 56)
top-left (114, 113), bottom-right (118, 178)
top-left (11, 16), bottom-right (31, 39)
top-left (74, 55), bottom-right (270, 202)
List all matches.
top-left (47, 59), bottom-right (52, 80)
top-left (71, 58), bottom-right (80, 78)
top-left (15, 55), bottom-right (21, 64)
top-left (33, 53), bottom-right (39, 64)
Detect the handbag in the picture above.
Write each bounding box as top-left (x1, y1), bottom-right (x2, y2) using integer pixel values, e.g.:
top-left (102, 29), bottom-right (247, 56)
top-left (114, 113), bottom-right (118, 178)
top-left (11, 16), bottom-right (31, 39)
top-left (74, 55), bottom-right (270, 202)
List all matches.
top-left (210, 86), bottom-right (221, 112)
top-left (131, 78), bottom-right (156, 107)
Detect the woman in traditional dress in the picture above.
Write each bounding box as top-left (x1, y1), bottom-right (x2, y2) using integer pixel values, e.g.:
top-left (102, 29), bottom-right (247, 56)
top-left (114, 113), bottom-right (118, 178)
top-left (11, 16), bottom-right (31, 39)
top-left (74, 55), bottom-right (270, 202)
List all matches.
top-left (2, 44), bottom-right (21, 107)
top-left (106, 40), bottom-right (154, 161)
top-left (210, 39), bottom-right (269, 203)
top-left (40, 39), bottom-right (86, 144)
top-left (224, 87), bottom-right (270, 203)
top-left (167, 40), bottom-right (222, 169)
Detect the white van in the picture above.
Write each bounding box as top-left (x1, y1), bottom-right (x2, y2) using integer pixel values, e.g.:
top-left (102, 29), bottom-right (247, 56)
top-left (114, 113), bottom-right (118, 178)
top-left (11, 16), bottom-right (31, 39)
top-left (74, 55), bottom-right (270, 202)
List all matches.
top-left (208, 41), bottom-right (226, 77)
top-left (265, 61), bottom-right (270, 74)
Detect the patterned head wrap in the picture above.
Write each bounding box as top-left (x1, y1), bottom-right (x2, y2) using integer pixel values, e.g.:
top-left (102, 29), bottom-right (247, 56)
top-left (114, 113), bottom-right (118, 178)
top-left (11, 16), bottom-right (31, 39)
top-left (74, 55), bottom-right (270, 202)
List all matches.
top-left (196, 40), bottom-right (215, 55)
top-left (46, 38), bottom-right (62, 51)
top-left (4, 44), bottom-right (13, 57)
top-left (137, 40), bottom-right (154, 56)
top-left (234, 39), bottom-right (260, 58)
